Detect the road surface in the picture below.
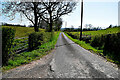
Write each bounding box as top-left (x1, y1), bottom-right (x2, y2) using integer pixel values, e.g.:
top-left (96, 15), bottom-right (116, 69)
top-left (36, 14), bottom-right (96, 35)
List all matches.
top-left (3, 32), bottom-right (119, 79)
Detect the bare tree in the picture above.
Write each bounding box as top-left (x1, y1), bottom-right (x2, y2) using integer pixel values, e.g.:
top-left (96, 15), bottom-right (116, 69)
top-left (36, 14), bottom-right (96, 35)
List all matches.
top-left (85, 24), bottom-right (93, 29)
top-left (71, 25), bottom-right (74, 31)
top-left (2, 2), bottom-right (43, 32)
top-left (2, 2), bottom-right (77, 32)
top-left (39, 2), bottom-right (77, 32)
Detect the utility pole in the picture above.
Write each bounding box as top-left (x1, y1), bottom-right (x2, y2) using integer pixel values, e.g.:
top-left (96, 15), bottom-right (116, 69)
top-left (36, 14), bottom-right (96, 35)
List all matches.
top-left (80, 0), bottom-right (83, 40)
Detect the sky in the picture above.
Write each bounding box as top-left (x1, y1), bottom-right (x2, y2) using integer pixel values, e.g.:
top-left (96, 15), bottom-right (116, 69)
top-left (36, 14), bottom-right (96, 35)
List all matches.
top-left (62, 1), bottom-right (119, 28)
top-left (0, 0), bottom-right (119, 29)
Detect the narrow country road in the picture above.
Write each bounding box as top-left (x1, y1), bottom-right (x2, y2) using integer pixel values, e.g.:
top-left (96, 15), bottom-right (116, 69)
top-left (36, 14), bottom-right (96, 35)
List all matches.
top-left (3, 32), bottom-right (119, 79)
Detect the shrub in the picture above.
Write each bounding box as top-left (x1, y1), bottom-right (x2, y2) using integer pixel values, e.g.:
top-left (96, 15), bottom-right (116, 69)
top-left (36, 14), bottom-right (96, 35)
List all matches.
top-left (66, 32), bottom-right (78, 39)
top-left (2, 27), bottom-right (15, 66)
top-left (82, 36), bottom-right (91, 43)
top-left (28, 32), bottom-right (51, 51)
top-left (90, 35), bottom-right (105, 49)
top-left (90, 33), bottom-right (120, 62)
top-left (66, 32), bottom-right (91, 43)
top-left (103, 33), bottom-right (120, 62)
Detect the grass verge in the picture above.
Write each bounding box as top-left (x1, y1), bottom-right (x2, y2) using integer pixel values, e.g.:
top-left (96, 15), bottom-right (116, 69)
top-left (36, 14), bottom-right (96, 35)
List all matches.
top-left (64, 32), bottom-right (119, 66)
top-left (2, 32), bottom-right (60, 71)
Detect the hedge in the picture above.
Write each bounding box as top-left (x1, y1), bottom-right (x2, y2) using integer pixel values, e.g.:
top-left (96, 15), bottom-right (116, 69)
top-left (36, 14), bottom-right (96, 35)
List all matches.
top-left (66, 32), bottom-right (91, 43)
top-left (90, 35), bottom-right (106, 49)
top-left (103, 33), bottom-right (120, 62)
top-left (66, 31), bottom-right (120, 64)
top-left (2, 27), bottom-right (15, 66)
top-left (28, 32), bottom-right (52, 51)
top-left (65, 32), bottom-right (78, 39)
top-left (90, 33), bottom-right (120, 63)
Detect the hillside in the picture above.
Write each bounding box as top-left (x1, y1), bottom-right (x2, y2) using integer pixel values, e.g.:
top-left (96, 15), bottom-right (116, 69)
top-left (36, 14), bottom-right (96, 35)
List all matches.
top-left (2, 26), bottom-right (45, 38)
top-left (70, 27), bottom-right (120, 37)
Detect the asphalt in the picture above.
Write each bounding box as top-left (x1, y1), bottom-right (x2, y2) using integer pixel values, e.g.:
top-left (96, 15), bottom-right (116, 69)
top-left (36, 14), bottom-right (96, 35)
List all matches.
top-left (2, 32), bottom-right (119, 79)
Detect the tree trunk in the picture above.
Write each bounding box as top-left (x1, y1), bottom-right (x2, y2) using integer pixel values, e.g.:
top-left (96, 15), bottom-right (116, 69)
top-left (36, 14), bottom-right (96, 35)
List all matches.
top-left (34, 3), bottom-right (39, 32)
top-left (49, 22), bottom-right (52, 32)
top-left (49, 11), bottom-right (53, 32)
top-left (34, 24), bottom-right (39, 32)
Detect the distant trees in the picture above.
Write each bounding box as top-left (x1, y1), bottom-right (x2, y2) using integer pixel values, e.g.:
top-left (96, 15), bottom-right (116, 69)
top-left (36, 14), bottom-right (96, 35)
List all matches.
top-left (2, 2), bottom-right (77, 32)
top-left (107, 24), bottom-right (120, 29)
top-left (53, 18), bottom-right (63, 31)
top-left (28, 24), bottom-right (34, 27)
top-left (108, 24), bottom-right (112, 28)
top-left (2, 22), bottom-right (26, 27)
top-left (39, 2), bottom-right (76, 32)
top-left (85, 24), bottom-right (93, 29)
top-left (84, 24), bottom-right (102, 31)
top-left (63, 24), bottom-right (119, 32)
top-left (71, 25), bottom-right (74, 31)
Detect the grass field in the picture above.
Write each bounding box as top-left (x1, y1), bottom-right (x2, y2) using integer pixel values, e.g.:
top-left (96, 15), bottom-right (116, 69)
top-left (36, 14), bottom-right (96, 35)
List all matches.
top-left (70, 27), bottom-right (120, 37)
top-left (2, 26), bottom-right (45, 38)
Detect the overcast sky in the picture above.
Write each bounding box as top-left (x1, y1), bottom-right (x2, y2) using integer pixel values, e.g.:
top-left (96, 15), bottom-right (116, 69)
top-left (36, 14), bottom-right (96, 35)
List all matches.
top-left (0, 0), bottom-right (119, 29)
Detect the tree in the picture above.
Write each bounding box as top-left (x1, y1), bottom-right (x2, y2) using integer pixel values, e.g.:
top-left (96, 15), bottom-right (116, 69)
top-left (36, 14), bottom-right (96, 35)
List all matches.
top-left (39, 2), bottom-right (77, 32)
top-left (53, 18), bottom-right (63, 31)
top-left (85, 24), bottom-right (93, 29)
top-left (88, 24), bottom-right (93, 29)
top-left (28, 24), bottom-right (34, 27)
top-left (108, 24), bottom-right (112, 28)
top-left (2, 2), bottom-right (77, 32)
top-left (85, 24), bottom-right (88, 28)
top-left (2, 2), bottom-right (43, 32)
top-left (71, 25), bottom-right (74, 31)
top-left (39, 19), bottom-right (48, 29)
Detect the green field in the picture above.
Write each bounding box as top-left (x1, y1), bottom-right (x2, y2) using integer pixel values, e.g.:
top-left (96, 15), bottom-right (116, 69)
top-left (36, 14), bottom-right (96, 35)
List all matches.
top-left (70, 27), bottom-right (120, 37)
top-left (2, 26), bottom-right (45, 38)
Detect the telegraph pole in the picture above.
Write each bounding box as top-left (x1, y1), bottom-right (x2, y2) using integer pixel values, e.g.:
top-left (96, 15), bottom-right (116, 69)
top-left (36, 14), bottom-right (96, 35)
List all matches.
top-left (80, 0), bottom-right (83, 40)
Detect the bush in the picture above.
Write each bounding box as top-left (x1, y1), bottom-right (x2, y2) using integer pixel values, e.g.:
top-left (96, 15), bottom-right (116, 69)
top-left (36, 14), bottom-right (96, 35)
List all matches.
top-left (103, 33), bottom-right (120, 62)
top-left (82, 36), bottom-right (91, 43)
top-left (66, 32), bottom-right (91, 43)
top-left (66, 32), bottom-right (78, 39)
top-left (28, 32), bottom-right (52, 51)
top-left (90, 33), bottom-right (120, 63)
top-left (90, 35), bottom-right (105, 49)
top-left (2, 27), bottom-right (15, 66)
